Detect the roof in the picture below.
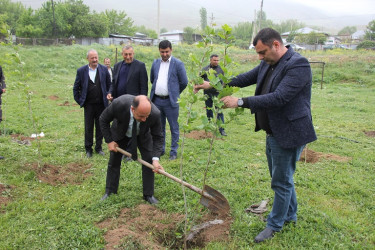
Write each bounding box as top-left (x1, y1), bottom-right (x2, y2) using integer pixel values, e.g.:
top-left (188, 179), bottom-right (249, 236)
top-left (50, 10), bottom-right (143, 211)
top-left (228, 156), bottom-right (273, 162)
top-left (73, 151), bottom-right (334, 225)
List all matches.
top-left (282, 27), bottom-right (329, 36)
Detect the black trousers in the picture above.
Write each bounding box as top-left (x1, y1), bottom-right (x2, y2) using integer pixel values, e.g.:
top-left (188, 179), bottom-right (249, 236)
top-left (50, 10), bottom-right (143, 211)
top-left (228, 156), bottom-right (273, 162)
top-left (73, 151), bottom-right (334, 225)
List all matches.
top-left (84, 103), bottom-right (105, 152)
top-left (105, 137), bottom-right (154, 196)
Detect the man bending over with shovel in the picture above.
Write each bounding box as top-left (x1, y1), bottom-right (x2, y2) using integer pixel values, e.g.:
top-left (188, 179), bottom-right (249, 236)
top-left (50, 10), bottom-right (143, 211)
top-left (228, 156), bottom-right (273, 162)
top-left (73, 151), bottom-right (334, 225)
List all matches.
top-left (99, 95), bottom-right (164, 204)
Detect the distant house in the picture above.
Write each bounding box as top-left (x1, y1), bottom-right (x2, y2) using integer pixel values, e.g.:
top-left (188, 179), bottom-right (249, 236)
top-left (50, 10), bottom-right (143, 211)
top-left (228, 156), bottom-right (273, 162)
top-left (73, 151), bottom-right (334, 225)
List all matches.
top-left (351, 30), bottom-right (366, 41)
top-left (325, 36), bottom-right (341, 45)
top-left (160, 30), bottom-right (202, 44)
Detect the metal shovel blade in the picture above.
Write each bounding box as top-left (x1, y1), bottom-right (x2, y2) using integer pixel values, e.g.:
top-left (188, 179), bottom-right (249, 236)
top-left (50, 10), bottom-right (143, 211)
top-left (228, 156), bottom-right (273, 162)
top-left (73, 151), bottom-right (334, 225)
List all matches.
top-left (200, 185), bottom-right (230, 216)
top-left (116, 147), bottom-right (230, 215)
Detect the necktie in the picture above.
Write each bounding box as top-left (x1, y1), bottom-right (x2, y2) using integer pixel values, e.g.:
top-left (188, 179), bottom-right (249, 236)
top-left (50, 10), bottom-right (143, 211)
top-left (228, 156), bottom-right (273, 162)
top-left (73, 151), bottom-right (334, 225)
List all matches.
top-left (130, 118), bottom-right (138, 160)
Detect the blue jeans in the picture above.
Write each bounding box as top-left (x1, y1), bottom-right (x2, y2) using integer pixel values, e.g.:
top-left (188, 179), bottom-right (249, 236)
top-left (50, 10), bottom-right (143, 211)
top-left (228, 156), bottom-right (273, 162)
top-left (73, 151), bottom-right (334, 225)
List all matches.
top-left (153, 97), bottom-right (180, 156)
top-left (265, 135), bottom-right (305, 231)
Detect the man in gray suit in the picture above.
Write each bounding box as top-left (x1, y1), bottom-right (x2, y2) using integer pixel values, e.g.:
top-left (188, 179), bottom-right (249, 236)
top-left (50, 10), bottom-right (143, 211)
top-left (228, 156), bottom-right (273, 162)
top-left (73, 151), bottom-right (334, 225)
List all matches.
top-left (195, 28), bottom-right (317, 243)
top-left (99, 95), bottom-right (164, 204)
top-left (150, 40), bottom-right (188, 160)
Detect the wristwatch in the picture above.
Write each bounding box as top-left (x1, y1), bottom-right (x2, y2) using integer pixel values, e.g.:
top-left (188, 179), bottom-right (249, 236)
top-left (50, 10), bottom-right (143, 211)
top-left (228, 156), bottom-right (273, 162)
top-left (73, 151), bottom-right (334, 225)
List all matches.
top-left (237, 98), bottom-right (244, 107)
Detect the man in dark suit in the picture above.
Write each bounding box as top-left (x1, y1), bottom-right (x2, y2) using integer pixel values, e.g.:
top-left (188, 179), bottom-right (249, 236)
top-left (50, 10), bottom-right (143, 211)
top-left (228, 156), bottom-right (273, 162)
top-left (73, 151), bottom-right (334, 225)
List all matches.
top-left (195, 28), bottom-right (317, 243)
top-left (0, 65), bottom-right (6, 160)
top-left (107, 45), bottom-right (148, 102)
top-left (99, 95), bottom-right (164, 204)
top-left (73, 49), bottom-right (111, 158)
top-left (201, 54), bottom-right (226, 136)
top-left (150, 40), bottom-right (188, 160)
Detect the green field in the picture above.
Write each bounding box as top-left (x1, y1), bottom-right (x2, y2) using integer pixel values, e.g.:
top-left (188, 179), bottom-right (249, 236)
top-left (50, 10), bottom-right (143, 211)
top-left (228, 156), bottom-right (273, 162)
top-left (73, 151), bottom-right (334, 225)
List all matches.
top-left (0, 44), bottom-right (374, 249)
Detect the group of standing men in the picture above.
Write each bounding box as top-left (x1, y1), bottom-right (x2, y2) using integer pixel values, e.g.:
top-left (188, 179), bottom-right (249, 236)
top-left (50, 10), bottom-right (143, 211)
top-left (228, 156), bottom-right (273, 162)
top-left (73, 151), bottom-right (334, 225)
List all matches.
top-left (73, 40), bottom-right (188, 205)
top-left (73, 27), bottom-right (317, 243)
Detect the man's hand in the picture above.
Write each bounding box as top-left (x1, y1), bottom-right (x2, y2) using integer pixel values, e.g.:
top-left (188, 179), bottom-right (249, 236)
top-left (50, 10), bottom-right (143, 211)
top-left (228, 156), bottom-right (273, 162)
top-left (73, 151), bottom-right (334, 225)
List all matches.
top-left (2, 89), bottom-right (6, 93)
top-left (220, 96), bottom-right (239, 108)
top-left (106, 93), bottom-right (113, 101)
top-left (194, 81), bottom-right (211, 93)
top-left (107, 141), bottom-right (118, 152)
top-left (152, 160), bottom-right (164, 173)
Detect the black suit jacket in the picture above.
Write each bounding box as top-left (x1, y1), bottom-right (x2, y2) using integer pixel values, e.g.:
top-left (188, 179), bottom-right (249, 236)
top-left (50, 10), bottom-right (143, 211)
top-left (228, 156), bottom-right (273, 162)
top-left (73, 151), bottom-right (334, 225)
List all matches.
top-left (109, 59), bottom-right (148, 98)
top-left (99, 95), bottom-right (163, 157)
top-left (73, 64), bottom-right (111, 107)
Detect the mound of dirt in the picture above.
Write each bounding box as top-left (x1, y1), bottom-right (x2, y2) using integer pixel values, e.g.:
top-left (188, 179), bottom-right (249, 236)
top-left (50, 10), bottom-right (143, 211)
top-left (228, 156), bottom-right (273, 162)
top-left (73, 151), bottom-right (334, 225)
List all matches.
top-left (364, 130), bottom-right (375, 137)
top-left (185, 130), bottom-right (214, 140)
top-left (299, 148), bottom-right (351, 163)
top-left (58, 101), bottom-right (70, 106)
top-left (48, 95), bottom-right (59, 100)
top-left (97, 204), bottom-right (231, 249)
top-left (28, 162), bottom-right (92, 185)
top-left (0, 184), bottom-right (13, 210)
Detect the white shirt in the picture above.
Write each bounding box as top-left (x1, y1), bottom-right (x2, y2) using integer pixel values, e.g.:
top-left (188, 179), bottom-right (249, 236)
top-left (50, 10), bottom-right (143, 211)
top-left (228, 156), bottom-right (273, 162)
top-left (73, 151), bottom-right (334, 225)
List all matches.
top-left (88, 65), bottom-right (97, 82)
top-left (154, 56), bottom-right (172, 96)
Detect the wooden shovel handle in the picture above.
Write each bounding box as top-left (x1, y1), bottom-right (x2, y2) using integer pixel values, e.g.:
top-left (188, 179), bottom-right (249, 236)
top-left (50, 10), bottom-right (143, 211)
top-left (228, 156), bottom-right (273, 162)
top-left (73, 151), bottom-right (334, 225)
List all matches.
top-left (116, 147), bottom-right (212, 198)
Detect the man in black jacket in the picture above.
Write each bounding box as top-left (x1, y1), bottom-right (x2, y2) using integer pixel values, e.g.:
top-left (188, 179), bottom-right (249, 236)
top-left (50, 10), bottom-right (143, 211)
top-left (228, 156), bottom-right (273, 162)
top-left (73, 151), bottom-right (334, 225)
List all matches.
top-left (73, 49), bottom-right (111, 158)
top-left (99, 95), bottom-right (164, 204)
top-left (107, 45), bottom-right (148, 101)
top-left (0, 65), bottom-right (6, 160)
top-left (201, 54), bottom-right (226, 136)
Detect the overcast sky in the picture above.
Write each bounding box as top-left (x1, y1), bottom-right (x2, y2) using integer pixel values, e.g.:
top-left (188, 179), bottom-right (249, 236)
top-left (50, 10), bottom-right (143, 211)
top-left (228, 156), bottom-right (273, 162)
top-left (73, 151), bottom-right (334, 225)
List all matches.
top-left (18, 0), bottom-right (375, 33)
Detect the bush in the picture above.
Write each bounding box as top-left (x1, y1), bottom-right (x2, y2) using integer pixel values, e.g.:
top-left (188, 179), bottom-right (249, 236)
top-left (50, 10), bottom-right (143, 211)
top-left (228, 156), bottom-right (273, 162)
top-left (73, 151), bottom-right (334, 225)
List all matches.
top-left (356, 40), bottom-right (375, 49)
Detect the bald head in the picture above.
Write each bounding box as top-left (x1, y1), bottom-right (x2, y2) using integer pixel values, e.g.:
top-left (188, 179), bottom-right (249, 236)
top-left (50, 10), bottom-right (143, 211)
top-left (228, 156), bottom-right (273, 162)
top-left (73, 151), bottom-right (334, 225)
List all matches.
top-left (131, 95), bottom-right (151, 122)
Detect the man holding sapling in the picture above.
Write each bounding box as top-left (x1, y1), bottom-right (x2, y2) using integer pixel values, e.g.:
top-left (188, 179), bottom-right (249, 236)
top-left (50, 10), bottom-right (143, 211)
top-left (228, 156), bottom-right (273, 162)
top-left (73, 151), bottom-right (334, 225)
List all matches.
top-left (195, 28), bottom-right (317, 243)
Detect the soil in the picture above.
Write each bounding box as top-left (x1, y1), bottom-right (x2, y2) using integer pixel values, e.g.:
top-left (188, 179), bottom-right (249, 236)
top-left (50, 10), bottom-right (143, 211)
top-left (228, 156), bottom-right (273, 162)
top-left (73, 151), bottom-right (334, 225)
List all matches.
top-left (11, 134), bottom-right (34, 146)
top-left (97, 204), bottom-right (232, 249)
top-left (364, 130), bottom-right (375, 137)
top-left (27, 162), bottom-right (92, 185)
top-left (185, 130), bottom-right (216, 140)
top-left (0, 184), bottom-right (13, 210)
top-left (299, 148), bottom-right (351, 163)
top-left (48, 95), bottom-right (59, 100)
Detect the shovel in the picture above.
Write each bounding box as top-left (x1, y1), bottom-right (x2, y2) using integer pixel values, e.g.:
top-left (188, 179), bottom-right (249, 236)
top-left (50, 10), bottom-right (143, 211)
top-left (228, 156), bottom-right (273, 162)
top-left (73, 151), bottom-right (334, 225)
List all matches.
top-left (116, 147), bottom-right (230, 215)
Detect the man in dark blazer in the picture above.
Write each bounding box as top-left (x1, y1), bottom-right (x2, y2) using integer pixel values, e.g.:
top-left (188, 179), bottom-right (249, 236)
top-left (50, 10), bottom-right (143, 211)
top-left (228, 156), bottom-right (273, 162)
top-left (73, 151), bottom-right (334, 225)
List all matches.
top-left (73, 49), bottom-right (111, 158)
top-left (0, 65), bottom-right (6, 160)
top-left (195, 28), bottom-right (317, 243)
top-left (99, 95), bottom-right (164, 204)
top-left (107, 45), bottom-right (148, 102)
top-left (150, 40), bottom-right (188, 160)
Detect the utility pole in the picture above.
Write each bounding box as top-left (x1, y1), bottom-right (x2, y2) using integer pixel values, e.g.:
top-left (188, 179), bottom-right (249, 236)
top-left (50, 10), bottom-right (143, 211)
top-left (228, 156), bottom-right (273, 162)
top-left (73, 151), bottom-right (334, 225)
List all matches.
top-left (157, 0), bottom-right (160, 40)
top-left (209, 13), bottom-right (215, 27)
top-left (259, 0), bottom-right (263, 31)
top-left (51, 0), bottom-right (57, 38)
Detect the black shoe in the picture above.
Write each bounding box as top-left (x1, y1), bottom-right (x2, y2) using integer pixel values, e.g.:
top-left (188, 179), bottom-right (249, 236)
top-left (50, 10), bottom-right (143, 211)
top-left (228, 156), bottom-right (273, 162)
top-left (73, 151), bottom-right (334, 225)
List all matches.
top-left (220, 130), bottom-right (227, 136)
top-left (169, 155), bottom-right (177, 160)
top-left (101, 193), bottom-right (111, 201)
top-left (0, 156), bottom-right (4, 160)
top-left (254, 227), bottom-right (275, 243)
top-left (144, 195), bottom-right (159, 204)
top-left (96, 150), bottom-right (105, 156)
top-left (86, 151), bottom-right (93, 158)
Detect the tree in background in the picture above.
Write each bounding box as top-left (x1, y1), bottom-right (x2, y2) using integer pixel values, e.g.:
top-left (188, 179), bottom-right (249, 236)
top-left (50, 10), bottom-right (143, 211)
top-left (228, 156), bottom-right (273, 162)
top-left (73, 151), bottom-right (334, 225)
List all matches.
top-left (338, 26), bottom-right (357, 36)
top-left (160, 27), bottom-right (168, 34)
top-left (199, 7), bottom-right (207, 31)
top-left (16, 8), bottom-right (43, 38)
top-left (274, 19), bottom-right (304, 34)
top-left (104, 9), bottom-right (135, 36)
top-left (295, 31), bottom-right (326, 45)
top-left (365, 20), bottom-right (375, 40)
top-left (135, 25), bottom-right (157, 39)
top-left (0, 0), bottom-right (26, 35)
top-left (183, 26), bottom-right (194, 44)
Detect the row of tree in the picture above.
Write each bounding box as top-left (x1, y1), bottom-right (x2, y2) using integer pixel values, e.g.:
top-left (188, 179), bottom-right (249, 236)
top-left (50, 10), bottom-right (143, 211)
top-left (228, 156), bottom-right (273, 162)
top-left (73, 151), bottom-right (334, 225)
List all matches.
top-left (0, 0), bottom-right (158, 38)
top-left (1, 0), bottom-right (374, 47)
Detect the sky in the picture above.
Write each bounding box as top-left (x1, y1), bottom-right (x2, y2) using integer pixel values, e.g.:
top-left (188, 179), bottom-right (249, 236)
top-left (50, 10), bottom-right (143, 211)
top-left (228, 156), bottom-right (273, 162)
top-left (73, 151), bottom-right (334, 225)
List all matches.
top-left (17, 0), bottom-right (375, 34)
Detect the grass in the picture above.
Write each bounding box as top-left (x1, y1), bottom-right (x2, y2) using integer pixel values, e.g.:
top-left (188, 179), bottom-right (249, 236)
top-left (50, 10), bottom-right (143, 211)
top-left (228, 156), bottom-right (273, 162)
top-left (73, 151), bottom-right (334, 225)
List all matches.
top-left (0, 44), bottom-right (374, 249)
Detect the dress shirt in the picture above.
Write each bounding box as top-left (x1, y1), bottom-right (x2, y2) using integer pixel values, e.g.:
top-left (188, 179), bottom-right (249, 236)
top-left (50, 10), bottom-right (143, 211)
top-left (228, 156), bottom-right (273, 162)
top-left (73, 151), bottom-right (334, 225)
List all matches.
top-left (126, 108), bottom-right (139, 137)
top-left (88, 65), bottom-right (97, 82)
top-left (154, 56), bottom-right (171, 96)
